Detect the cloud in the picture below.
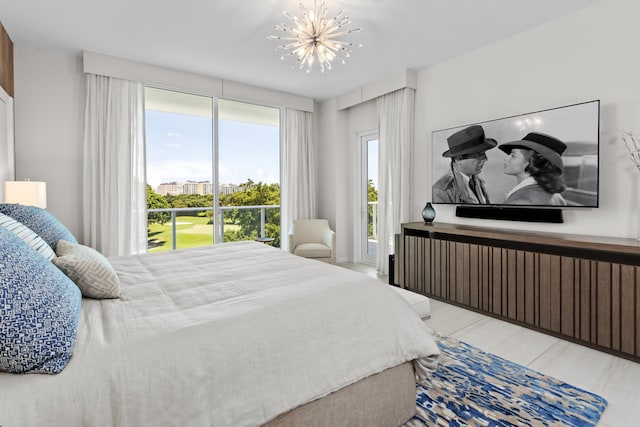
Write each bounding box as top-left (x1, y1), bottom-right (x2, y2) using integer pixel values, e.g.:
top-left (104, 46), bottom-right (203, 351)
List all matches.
top-left (147, 160), bottom-right (213, 188)
top-left (165, 132), bottom-right (183, 148)
top-left (147, 163), bottom-right (279, 188)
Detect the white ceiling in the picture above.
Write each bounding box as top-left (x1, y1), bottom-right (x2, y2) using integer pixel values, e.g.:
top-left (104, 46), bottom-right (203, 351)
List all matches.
top-left (0, 0), bottom-right (601, 101)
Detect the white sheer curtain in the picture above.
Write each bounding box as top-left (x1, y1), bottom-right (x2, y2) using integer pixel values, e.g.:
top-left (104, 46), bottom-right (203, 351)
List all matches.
top-left (281, 108), bottom-right (316, 251)
top-left (377, 88), bottom-right (415, 275)
top-left (82, 73), bottom-right (147, 257)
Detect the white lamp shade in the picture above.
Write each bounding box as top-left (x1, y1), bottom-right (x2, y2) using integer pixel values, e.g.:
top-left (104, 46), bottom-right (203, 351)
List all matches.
top-left (4, 181), bottom-right (47, 208)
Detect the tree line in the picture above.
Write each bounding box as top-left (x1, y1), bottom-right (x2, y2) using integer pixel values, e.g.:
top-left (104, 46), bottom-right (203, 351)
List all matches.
top-left (147, 180), bottom-right (281, 246)
top-left (147, 178), bottom-right (378, 246)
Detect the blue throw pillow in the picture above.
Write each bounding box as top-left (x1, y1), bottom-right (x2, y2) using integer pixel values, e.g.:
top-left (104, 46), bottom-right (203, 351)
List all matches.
top-left (0, 204), bottom-right (77, 251)
top-left (0, 225), bottom-right (82, 374)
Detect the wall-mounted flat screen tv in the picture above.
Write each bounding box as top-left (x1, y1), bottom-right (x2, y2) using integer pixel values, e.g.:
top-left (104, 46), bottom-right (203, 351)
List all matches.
top-left (431, 100), bottom-right (599, 208)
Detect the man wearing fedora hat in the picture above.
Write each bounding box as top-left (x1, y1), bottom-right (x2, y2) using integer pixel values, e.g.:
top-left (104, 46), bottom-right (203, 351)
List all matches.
top-left (433, 125), bottom-right (497, 204)
top-left (499, 132), bottom-right (568, 205)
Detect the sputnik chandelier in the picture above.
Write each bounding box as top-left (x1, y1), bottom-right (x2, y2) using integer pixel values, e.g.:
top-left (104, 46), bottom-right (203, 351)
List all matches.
top-left (268, 0), bottom-right (361, 73)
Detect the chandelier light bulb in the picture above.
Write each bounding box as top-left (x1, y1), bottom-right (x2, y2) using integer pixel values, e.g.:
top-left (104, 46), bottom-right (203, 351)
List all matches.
top-left (268, 0), bottom-right (361, 73)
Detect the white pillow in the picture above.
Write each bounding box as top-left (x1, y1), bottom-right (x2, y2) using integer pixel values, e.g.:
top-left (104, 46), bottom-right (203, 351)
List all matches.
top-left (52, 240), bottom-right (121, 299)
top-left (0, 212), bottom-right (56, 261)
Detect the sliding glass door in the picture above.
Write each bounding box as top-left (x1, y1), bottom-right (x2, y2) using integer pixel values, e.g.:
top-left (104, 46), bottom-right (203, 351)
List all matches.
top-left (144, 88), bottom-right (280, 252)
top-left (144, 88), bottom-right (214, 251)
top-left (360, 132), bottom-right (379, 265)
top-left (218, 99), bottom-right (281, 247)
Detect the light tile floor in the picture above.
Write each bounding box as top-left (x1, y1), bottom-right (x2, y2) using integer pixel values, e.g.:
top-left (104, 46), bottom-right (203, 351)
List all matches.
top-left (340, 262), bottom-right (640, 427)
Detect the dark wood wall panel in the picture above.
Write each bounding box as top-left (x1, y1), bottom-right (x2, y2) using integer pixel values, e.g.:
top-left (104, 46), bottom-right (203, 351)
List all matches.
top-left (449, 242), bottom-right (457, 302)
top-left (481, 246), bottom-right (490, 312)
top-left (580, 260), bottom-right (592, 343)
top-left (597, 261), bottom-right (612, 348)
top-left (550, 256), bottom-right (562, 333)
top-left (491, 247), bottom-right (501, 316)
top-left (611, 264), bottom-right (621, 352)
top-left (515, 251), bottom-right (525, 323)
top-left (469, 244), bottom-right (479, 308)
top-left (400, 222), bottom-right (640, 362)
top-left (636, 267), bottom-right (640, 357)
top-left (620, 265), bottom-right (635, 354)
top-left (590, 262), bottom-right (598, 346)
top-left (506, 249), bottom-right (517, 321)
top-left (0, 22), bottom-right (14, 97)
top-left (561, 257), bottom-right (575, 337)
top-left (539, 254), bottom-right (551, 330)
top-left (525, 252), bottom-right (535, 325)
top-left (574, 261), bottom-right (582, 344)
top-left (416, 236), bottom-right (424, 295)
top-left (425, 237), bottom-right (432, 296)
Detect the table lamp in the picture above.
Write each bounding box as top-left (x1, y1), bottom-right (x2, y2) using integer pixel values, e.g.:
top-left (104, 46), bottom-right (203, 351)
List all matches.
top-left (3, 180), bottom-right (47, 208)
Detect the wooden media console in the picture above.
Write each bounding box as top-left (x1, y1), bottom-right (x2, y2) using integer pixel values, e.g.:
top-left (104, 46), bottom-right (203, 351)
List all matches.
top-left (398, 221), bottom-right (640, 361)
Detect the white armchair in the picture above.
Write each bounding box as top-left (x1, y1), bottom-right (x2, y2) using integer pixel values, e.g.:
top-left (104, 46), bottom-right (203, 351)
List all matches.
top-left (288, 219), bottom-right (336, 264)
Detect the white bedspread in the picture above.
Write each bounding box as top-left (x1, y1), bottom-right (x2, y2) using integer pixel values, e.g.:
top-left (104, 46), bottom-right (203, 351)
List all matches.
top-left (0, 241), bottom-right (439, 426)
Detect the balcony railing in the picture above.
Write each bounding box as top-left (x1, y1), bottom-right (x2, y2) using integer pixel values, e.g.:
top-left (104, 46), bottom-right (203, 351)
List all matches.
top-left (148, 205), bottom-right (280, 251)
top-left (368, 201), bottom-right (378, 240)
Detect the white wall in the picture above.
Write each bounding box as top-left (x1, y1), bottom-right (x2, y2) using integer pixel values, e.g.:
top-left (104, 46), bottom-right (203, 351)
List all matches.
top-left (317, 98), bottom-right (338, 227)
top-left (317, 97), bottom-right (377, 262)
top-left (83, 51), bottom-right (314, 113)
top-left (315, 0), bottom-right (640, 264)
top-left (414, 0), bottom-right (640, 238)
top-left (14, 47), bottom-right (85, 240)
top-left (15, 0), bottom-right (640, 256)
top-left (13, 48), bottom-right (315, 244)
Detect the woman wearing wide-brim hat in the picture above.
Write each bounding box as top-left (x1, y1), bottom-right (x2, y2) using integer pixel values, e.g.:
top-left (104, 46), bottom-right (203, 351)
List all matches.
top-left (499, 132), bottom-right (568, 205)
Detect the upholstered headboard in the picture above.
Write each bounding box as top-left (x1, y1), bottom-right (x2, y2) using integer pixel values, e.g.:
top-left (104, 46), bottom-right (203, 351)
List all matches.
top-left (0, 85), bottom-right (15, 202)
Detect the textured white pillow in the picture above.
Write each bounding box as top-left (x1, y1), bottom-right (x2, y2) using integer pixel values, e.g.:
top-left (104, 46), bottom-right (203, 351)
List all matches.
top-left (53, 240), bottom-right (121, 299)
top-left (0, 212), bottom-right (56, 261)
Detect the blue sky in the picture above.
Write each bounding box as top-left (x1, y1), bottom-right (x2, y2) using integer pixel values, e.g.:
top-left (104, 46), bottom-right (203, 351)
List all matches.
top-left (145, 111), bottom-right (280, 189)
top-left (368, 139), bottom-right (378, 189)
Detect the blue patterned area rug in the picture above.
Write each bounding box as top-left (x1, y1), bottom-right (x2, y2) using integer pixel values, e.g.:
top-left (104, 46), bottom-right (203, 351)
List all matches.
top-left (406, 333), bottom-right (608, 427)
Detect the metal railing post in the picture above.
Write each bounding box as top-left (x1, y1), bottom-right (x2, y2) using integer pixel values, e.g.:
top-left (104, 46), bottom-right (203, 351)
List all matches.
top-left (372, 202), bottom-right (378, 240)
top-left (171, 210), bottom-right (177, 250)
top-left (219, 209), bottom-right (225, 243)
top-left (260, 207), bottom-right (266, 238)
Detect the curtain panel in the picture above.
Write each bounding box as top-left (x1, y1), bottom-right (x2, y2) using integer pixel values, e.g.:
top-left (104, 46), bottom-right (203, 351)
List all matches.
top-left (281, 109), bottom-right (317, 251)
top-left (377, 88), bottom-right (415, 275)
top-left (82, 74), bottom-right (147, 257)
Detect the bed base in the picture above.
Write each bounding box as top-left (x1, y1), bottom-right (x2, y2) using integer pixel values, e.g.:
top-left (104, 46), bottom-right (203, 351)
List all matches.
top-left (264, 362), bottom-right (416, 427)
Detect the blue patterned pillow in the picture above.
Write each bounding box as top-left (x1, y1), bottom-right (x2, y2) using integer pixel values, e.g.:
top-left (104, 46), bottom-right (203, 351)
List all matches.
top-left (0, 225), bottom-right (81, 374)
top-left (0, 204), bottom-right (77, 251)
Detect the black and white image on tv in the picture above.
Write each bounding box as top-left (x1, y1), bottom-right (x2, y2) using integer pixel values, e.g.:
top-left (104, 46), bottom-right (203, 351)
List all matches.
top-left (430, 100), bottom-right (599, 208)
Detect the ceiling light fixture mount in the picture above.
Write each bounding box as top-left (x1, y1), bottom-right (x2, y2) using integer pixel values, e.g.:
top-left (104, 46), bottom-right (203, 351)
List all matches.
top-left (268, 0), bottom-right (361, 74)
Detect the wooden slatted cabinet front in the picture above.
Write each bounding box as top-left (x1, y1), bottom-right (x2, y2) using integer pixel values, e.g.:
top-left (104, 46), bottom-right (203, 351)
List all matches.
top-left (399, 222), bottom-right (640, 362)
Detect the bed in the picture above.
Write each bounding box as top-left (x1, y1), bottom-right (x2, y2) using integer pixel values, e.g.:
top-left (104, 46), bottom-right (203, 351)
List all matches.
top-left (0, 209), bottom-right (440, 426)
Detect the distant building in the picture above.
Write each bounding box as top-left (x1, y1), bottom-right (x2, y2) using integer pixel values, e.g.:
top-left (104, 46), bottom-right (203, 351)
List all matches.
top-left (219, 183), bottom-right (240, 195)
top-left (156, 182), bottom-right (184, 196)
top-left (156, 181), bottom-right (240, 196)
top-left (201, 182), bottom-right (214, 194)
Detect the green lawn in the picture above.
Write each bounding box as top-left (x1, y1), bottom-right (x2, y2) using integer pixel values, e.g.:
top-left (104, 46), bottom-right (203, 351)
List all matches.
top-left (148, 215), bottom-right (240, 252)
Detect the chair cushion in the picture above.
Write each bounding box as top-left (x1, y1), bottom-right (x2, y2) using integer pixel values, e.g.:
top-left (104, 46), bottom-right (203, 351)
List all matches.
top-left (292, 219), bottom-right (330, 244)
top-left (294, 242), bottom-right (331, 258)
